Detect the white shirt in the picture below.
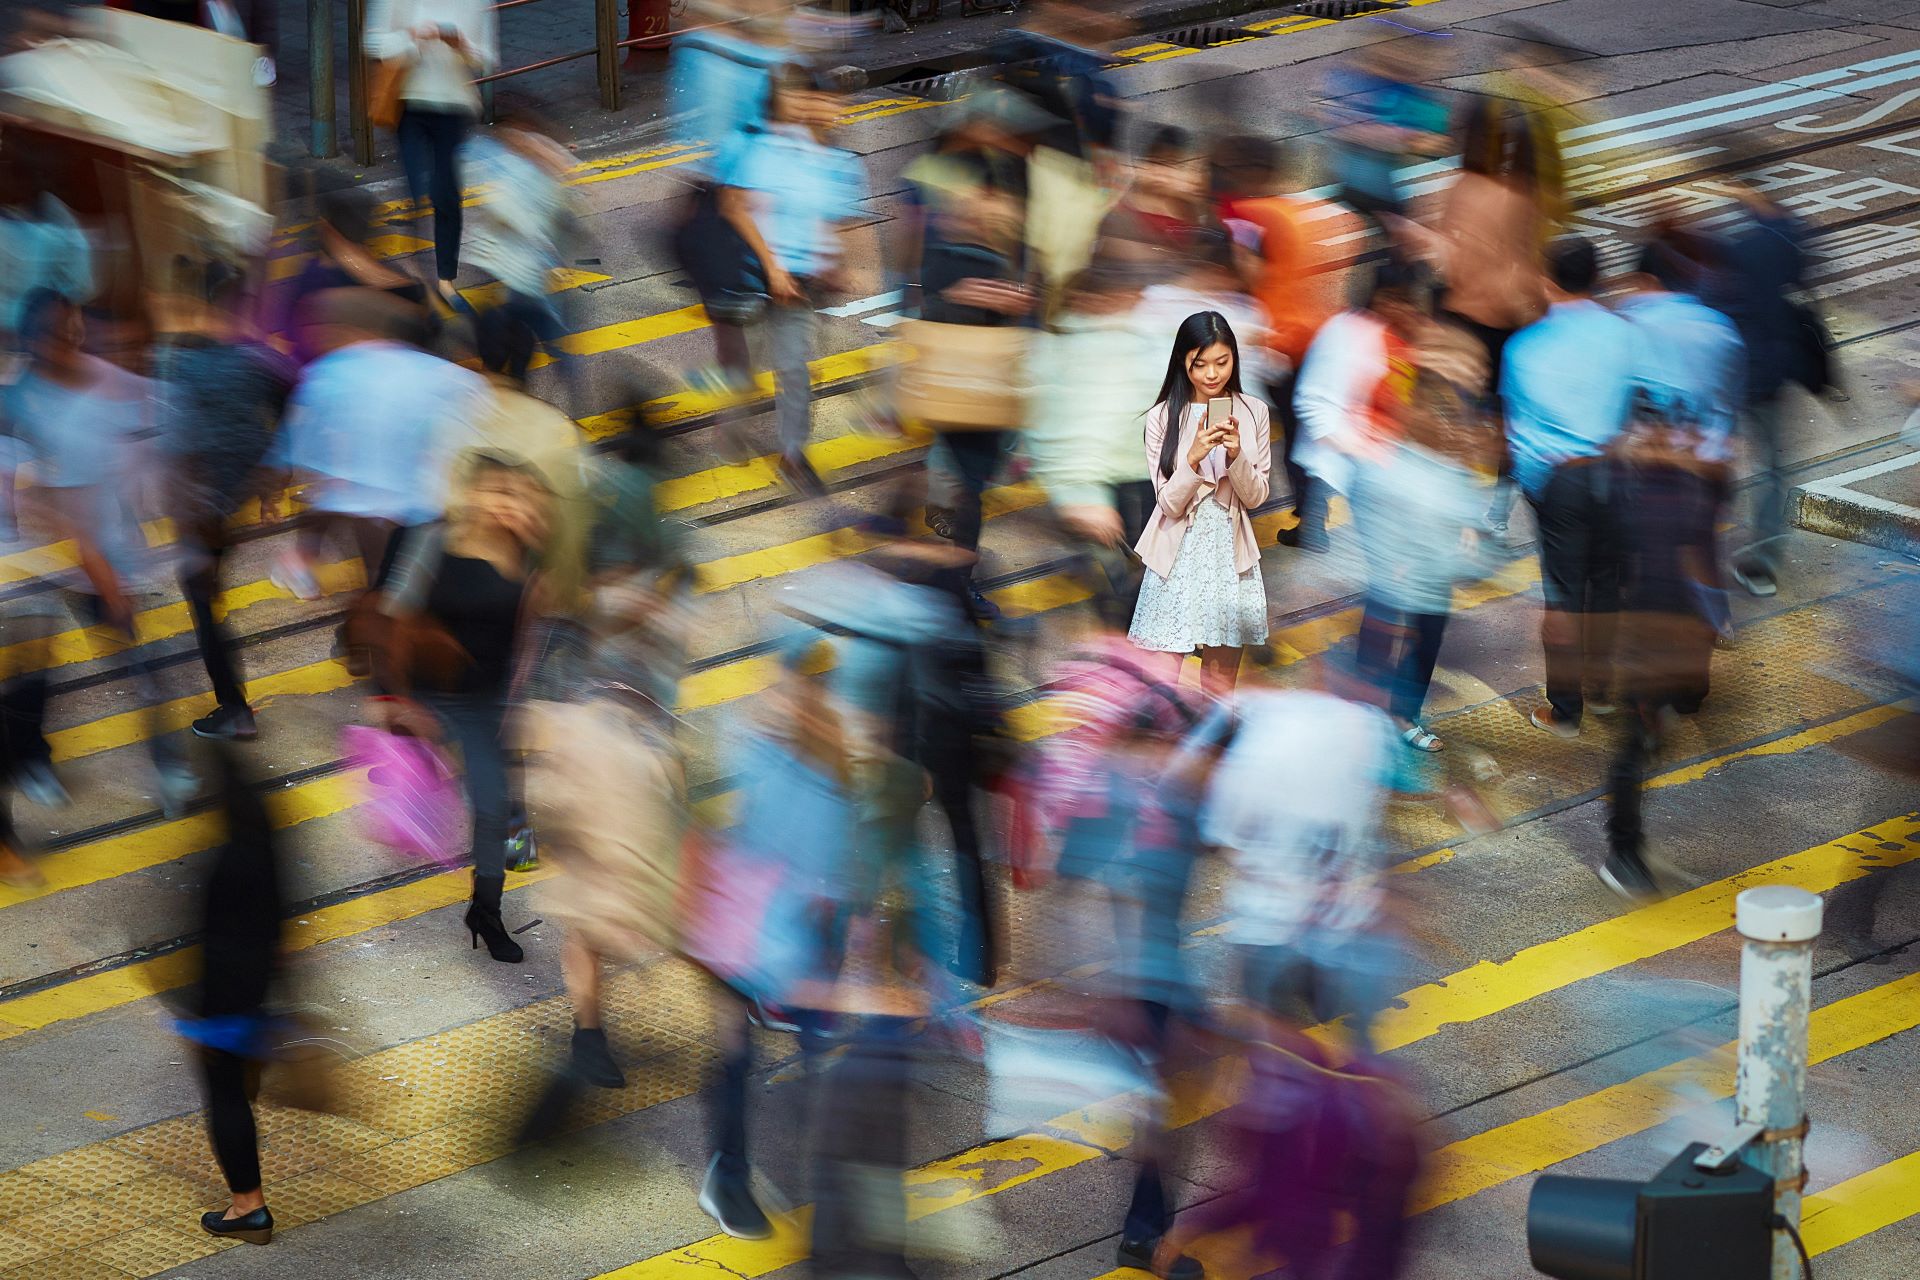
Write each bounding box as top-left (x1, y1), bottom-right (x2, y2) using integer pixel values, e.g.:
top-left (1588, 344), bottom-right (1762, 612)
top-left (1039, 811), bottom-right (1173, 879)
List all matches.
top-left (367, 0), bottom-right (499, 115)
top-left (1292, 309), bottom-right (1390, 495)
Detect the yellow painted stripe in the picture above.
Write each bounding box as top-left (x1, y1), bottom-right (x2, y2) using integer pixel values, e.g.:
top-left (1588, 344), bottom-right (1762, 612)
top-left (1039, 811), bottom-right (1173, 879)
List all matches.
top-left (1647, 702), bottom-right (1912, 792)
top-left (46, 656), bottom-right (361, 765)
top-left (1412, 971), bottom-right (1920, 1214)
top-left (1803, 1149), bottom-right (1920, 1255)
top-left (602, 1131), bottom-right (1103, 1278)
top-left (0, 857), bottom-right (557, 1034)
top-left (462, 266), bottom-right (612, 311)
top-left (537, 304), bottom-right (712, 365)
top-left (0, 559), bottom-right (362, 682)
top-left (0, 771), bottom-right (362, 910)
top-left (1372, 815), bottom-right (1920, 1053)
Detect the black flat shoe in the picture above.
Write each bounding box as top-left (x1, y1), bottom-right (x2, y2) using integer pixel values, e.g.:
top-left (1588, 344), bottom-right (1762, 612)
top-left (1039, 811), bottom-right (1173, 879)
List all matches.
top-left (1116, 1235), bottom-right (1202, 1279)
top-left (201, 1205), bottom-right (273, 1245)
top-left (570, 1025), bottom-right (626, 1089)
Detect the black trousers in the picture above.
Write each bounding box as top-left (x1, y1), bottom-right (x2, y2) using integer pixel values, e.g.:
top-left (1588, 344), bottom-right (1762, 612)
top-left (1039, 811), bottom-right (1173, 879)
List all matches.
top-left (1263, 373), bottom-right (1311, 520)
top-left (180, 519), bottom-right (246, 712)
top-left (1529, 463), bottom-right (1622, 722)
top-left (199, 1048), bottom-right (262, 1194)
top-left (397, 106), bottom-right (471, 282)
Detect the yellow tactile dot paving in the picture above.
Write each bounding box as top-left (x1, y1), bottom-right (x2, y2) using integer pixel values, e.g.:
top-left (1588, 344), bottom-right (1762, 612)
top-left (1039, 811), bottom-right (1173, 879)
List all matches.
top-left (0, 1226), bottom-right (57, 1271)
top-left (5, 1197), bottom-right (149, 1249)
top-left (16, 1147), bottom-right (162, 1195)
top-left (103, 1118), bottom-right (216, 1181)
top-left (87, 1171), bottom-right (226, 1221)
top-left (329, 1137), bottom-right (470, 1196)
top-left (0, 1169), bottom-right (77, 1220)
top-left (0, 1251), bottom-right (139, 1279)
top-left (255, 1169), bottom-right (383, 1229)
top-left (81, 1224), bottom-right (232, 1273)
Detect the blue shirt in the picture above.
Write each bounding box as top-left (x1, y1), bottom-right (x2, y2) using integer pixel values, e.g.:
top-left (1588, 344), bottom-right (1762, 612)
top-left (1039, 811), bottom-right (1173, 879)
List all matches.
top-left (665, 29), bottom-right (785, 179)
top-left (711, 126), bottom-right (868, 278)
top-left (1616, 290), bottom-right (1746, 458)
top-left (1501, 300), bottom-right (1638, 500)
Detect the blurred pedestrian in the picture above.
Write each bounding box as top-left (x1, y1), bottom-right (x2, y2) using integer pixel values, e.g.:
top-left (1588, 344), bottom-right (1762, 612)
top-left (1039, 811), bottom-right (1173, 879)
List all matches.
top-left (180, 751), bottom-right (286, 1247)
top-left (1501, 236), bottom-right (1638, 738)
top-left (373, 451), bottom-right (555, 963)
top-left (714, 64), bottom-right (869, 494)
top-left (1350, 321), bottom-right (1496, 752)
top-left (1322, 35), bottom-right (1451, 233)
top-left (1024, 261), bottom-right (1162, 615)
top-left (366, 0), bottom-right (499, 309)
top-left (151, 263), bottom-right (296, 743)
top-left (1129, 311), bottom-right (1271, 695)
top-left (1293, 257), bottom-right (1431, 552)
top-left (1699, 179), bottom-right (1814, 599)
top-left (4, 290), bottom-right (197, 814)
top-left (460, 113), bottom-right (588, 398)
top-left (273, 288), bottom-right (486, 600)
top-left (1211, 134), bottom-right (1359, 550)
top-left (274, 187), bottom-right (429, 361)
top-left (1103, 125), bottom-right (1212, 255)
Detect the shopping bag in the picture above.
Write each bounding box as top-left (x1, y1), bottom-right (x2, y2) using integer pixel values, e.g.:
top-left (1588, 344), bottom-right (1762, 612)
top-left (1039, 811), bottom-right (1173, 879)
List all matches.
top-left (341, 724), bottom-right (468, 866)
top-left (893, 320), bottom-right (1029, 430)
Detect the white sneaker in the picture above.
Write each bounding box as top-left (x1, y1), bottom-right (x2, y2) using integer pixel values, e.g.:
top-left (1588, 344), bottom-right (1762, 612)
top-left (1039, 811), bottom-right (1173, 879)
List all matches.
top-left (270, 552), bottom-right (321, 602)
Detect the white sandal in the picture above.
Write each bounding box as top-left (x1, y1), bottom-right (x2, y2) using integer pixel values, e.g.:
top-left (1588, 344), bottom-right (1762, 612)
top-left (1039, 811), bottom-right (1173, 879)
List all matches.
top-left (1402, 724), bottom-right (1444, 753)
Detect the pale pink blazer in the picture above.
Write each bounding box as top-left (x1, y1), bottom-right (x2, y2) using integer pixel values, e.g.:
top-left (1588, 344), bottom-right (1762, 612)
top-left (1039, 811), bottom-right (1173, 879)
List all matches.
top-left (1134, 393), bottom-right (1273, 580)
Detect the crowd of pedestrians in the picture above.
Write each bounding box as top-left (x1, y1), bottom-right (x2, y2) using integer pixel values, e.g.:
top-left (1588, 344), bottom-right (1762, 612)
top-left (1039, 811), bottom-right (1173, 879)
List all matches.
top-left (0, 0), bottom-right (1839, 1274)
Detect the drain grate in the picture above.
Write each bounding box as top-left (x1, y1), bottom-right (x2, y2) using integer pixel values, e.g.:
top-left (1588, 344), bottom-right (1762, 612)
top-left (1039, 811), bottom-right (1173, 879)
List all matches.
top-left (892, 68), bottom-right (974, 101)
top-left (1157, 22), bottom-right (1269, 49)
top-left (1293, 0), bottom-right (1408, 17)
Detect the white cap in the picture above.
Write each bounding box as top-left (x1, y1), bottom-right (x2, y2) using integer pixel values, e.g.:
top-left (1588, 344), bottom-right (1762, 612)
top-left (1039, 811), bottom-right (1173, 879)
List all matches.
top-left (1735, 886), bottom-right (1824, 943)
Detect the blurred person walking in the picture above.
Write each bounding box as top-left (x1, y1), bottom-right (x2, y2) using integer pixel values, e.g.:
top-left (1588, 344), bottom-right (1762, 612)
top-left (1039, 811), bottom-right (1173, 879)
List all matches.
top-left (273, 187), bottom-right (429, 361)
top-left (666, 0), bottom-right (789, 410)
top-left (522, 399), bottom-right (691, 1086)
top-left (1129, 312), bottom-right (1272, 696)
top-left (3, 290), bottom-right (197, 814)
top-left (714, 64), bottom-right (869, 494)
top-left (178, 751), bottom-right (288, 1246)
top-left (1292, 258), bottom-right (1431, 552)
top-left (1501, 237), bottom-right (1639, 738)
top-left (1699, 180), bottom-right (1816, 599)
top-left (1350, 322), bottom-right (1496, 753)
top-left (151, 265), bottom-right (296, 743)
top-left (274, 288), bottom-right (486, 600)
top-left (371, 452), bottom-right (554, 963)
top-left (1211, 135), bottom-right (1359, 552)
top-left (366, 0), bottom-right (499, 309)
top-left (1024, 262), bottom-right (1162, 615)
top-left (460, 114), bottom-right (588, 398)
top-left (1321, 35), bottom-right (1451, 234)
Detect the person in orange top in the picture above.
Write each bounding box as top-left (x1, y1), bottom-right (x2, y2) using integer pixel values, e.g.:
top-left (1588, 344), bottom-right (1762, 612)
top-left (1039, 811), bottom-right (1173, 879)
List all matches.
top-left (1212, 135), bottom-right (1362, 550)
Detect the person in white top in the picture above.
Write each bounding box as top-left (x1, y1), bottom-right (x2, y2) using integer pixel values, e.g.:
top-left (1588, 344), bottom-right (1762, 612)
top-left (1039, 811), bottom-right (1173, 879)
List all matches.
top-left (366, 0), bottom-right (500, 306)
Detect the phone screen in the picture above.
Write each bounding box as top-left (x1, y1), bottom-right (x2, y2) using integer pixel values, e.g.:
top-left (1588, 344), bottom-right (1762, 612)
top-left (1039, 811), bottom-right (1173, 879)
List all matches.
top-left (1207, 397), bottom-right (1231, 429)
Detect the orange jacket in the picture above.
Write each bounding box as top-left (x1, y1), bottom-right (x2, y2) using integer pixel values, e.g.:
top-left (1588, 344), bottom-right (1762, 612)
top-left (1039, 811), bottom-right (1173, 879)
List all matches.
top-left (1220, 194), bottom-right (1363, 369)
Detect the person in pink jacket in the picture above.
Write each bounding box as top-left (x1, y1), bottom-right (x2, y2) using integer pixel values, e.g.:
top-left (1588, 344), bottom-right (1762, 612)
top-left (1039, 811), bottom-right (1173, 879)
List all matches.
top-left (1129, 311), bottom-right (1273, 695)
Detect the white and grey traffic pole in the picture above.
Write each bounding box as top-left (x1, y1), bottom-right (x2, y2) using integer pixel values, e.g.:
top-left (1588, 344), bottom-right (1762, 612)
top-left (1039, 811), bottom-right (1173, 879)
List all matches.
top-left (1734, 885), bottom-right (1824, 1279)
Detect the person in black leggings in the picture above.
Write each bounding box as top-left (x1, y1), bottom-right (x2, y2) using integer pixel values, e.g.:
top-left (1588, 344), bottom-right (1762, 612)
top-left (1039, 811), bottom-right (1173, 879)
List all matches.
top-left (183, 751), bottom-right (285, 1246)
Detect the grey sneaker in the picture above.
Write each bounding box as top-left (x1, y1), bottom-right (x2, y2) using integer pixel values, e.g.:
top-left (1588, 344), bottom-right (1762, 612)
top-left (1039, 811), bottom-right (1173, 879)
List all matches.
top-left (697, 1155), bottom-right (771, 1240)
top-left (16, 759), bottom-right (69, 809)
top-left (156, 761), bottom-right (199, 819)
top-left (1596, 853), bottom-right (1660, 904)
top-left (1731, 563), bottom-right (1777, 598)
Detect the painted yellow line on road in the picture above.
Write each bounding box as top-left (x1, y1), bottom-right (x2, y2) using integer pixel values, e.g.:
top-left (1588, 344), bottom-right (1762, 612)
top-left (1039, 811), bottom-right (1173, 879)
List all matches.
top-left (0, 560), bottom-right (362, 683)
top-left (538, 304), bottom-right (713, 366)
top-left (1646, 702), bottom-right (1912, 792)
top-left (1412, 971), bottom-right (1920, 1214)
top-left (1803, 1148), bottom-right (1920, 1255)
top-left (46, 657), bottom-right (362, 765)
top-left (1372, 813), bottom-right (1920, 1053)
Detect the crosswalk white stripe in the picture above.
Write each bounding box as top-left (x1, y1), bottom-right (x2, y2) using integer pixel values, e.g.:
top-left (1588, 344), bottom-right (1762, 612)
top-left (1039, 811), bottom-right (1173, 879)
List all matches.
top-left (821, 289), bottom-right (906, 318)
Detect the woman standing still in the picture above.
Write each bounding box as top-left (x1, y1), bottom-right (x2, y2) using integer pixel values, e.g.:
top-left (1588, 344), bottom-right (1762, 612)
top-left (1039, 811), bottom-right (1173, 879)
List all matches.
top-left (367, 0), bottom-right (499, 309)
top-left (1129, 312), bottom-right (1272, 696)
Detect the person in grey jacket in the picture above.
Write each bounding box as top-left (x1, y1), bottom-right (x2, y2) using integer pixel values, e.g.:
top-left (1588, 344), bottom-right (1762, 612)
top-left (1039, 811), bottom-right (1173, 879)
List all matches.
top-left (1349, 323), bottom-right (1498, 752)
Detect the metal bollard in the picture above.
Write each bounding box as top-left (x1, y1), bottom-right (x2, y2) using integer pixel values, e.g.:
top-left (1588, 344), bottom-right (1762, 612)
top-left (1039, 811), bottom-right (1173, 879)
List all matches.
top-left (309, 0), bottom-right (336, 157)
top-left (1733, 885), bottom-right (1823, 1280)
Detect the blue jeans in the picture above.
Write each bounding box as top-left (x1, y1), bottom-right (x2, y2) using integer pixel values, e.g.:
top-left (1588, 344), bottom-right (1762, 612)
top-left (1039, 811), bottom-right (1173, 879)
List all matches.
top-left (397, 106), bottom-right (471, 282)
top-left (424, 691), bottom-right (507, 882)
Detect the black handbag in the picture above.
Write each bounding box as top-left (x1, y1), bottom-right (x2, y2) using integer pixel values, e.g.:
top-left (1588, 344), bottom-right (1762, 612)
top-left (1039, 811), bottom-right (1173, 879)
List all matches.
top-left (672, 184), bottom-right (768, 326)
top-left (1787, 300), bottom-right (1837, 395)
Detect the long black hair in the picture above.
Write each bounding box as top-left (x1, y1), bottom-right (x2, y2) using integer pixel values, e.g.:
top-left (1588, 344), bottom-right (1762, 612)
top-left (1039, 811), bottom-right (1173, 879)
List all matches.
top-left (1152, 311), bottom-right (1243, 479)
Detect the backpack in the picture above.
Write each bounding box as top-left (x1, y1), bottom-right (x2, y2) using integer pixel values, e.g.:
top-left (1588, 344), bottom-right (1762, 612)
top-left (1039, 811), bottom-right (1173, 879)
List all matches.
top-left (1001, 646), bottom-right (1199, 890)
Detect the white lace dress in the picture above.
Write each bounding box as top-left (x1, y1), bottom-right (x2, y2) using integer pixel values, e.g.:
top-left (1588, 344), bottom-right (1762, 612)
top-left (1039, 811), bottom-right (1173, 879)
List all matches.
top-left (1128, 497), bottom-right (1269, 652)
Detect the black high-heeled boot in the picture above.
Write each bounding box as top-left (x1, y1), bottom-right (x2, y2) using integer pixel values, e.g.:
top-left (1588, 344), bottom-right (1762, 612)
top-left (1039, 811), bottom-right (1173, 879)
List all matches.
top-left (201, 1205), bottom-right (273, 1245)
top-left (570, 1024), bottom-right (626, 1089)
top-left (464, 876), bottom-right (523, 963)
